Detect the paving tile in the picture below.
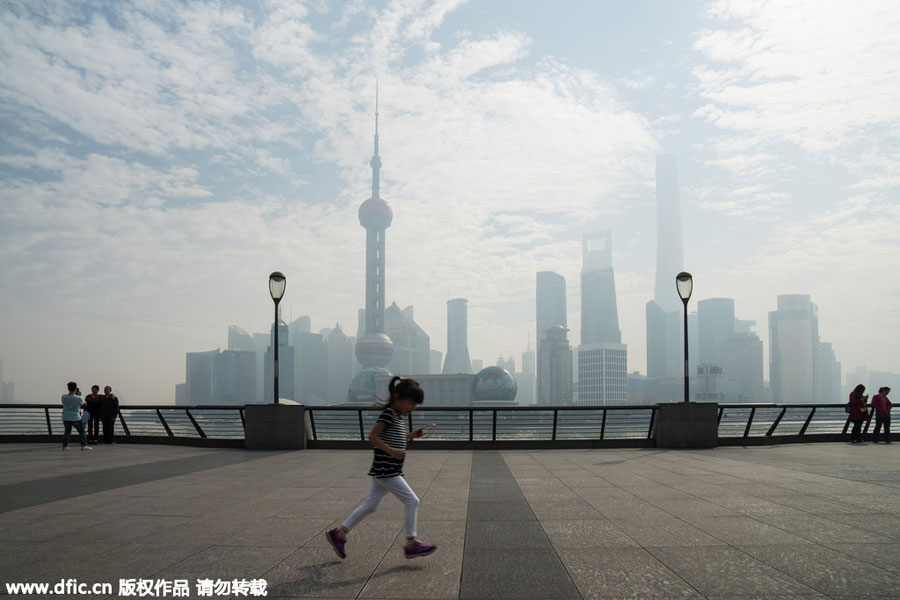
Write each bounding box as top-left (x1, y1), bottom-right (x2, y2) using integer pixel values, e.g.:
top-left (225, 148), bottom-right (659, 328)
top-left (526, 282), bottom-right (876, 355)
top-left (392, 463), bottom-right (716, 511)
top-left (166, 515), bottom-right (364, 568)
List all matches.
top-left (526, 498), bottom-right (602, 520)
top-left (541, 518), bottom-right (639, 549)
top-left (156, 545), bottom-right (296, 581)
top-left (608, 515), bottom-right (727, 547)
top-left (755, 513), bottom-right (882, 544)
top-left (828, 543), bottom-right (900, 575)
top-left (262, 546), bottom-right (385, 598)
top-left (359, 547), bottom-right (461, 598)
top-left (649, 546), bottom-right (817, 597)
top-left (223, 517), bottom-right (333, 547)
top-left (690, 516), bottom-right (813, 545)
top-left (740, 543), bottom-right (900, 597)
top-left (460, 548), bottom-right (580, 599)
top-left (466, 501), bottom-right (535, 521)
top-left (305, 520), bottom-right (403, 550)
top-left (464, 519), bottom-right (551, 550)
top-left (556, 546), bottom-right (700, 598)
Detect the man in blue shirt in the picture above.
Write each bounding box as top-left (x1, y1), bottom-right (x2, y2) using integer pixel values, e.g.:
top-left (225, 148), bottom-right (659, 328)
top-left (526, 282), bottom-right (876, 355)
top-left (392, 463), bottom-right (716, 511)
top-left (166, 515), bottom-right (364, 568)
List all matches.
top-left (61, 381), bottom-right (92, 451)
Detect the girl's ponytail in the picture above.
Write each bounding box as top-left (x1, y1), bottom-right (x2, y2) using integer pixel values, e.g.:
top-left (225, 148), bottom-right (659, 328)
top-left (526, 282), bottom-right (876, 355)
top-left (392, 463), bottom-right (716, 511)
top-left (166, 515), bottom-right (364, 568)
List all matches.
top-left (388, 376), bottom-right (424, 404)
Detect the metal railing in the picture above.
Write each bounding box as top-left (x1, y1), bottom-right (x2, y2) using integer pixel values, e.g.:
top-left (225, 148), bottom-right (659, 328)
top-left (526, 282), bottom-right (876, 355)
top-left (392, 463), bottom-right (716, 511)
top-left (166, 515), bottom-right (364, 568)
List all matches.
top-left (0, 402), bottom-right (871, 447)
top-left (0, 404), bottom-right (245, 441)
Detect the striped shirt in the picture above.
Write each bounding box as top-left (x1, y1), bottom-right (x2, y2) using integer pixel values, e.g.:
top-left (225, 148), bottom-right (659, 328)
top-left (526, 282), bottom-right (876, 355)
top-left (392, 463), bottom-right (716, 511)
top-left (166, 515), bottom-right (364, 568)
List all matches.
top-left (368, 407), bottom-right (407, 478)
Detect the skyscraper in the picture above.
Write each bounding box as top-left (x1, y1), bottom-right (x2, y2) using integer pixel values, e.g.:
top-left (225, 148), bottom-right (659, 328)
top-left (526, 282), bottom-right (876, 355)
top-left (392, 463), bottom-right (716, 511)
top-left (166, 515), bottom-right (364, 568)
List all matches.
top-left (443, 298), bottom-right (472, 374)
top-left (646, 154), bottom-right (686, 380)
top-left (185, 349), bottom-right (218, 405)
top-left (325, 324), bottom-right (354, 405)
top-left (227, 325), bottom-right (256, 352)
top-left (265, 316), bottom-right (295, 403)
top-left (385, 303), bottom-right (431, 376)
top-left (769, 294), bottom-right (818, 403)
top-left (697, 298), bottom-right (735, 366)
top-left (653, 154), bottom-right (685, 313)
top-left (720, 332), bottom-right (764, 403)
top-left (212, 350), bottom-right (257, 405)
top-left (349, 89), bottom-right (394, 401)
top-left (537, 325), bottom-right (573, 405)
top-left (580, 231), bottom-right (621, 344)
top-left (578, 231), bottom-right (627, 405)
top-left (536, 271), bottom-right (567, 402)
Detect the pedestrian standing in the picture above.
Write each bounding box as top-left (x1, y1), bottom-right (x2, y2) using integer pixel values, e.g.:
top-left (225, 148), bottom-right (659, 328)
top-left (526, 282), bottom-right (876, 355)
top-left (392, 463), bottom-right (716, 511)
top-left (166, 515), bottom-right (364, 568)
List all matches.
top-left (848, 384), bottom-right (869, 444)
top-left (872, 386), bottom-right (892, 443)
top-left (84, 385), bottom-right (102, 444)
top-left (326, 376), bottom-right (436, 560)
top-left (100, 385), bottom-right (119, 444)
top-left (61, 381), bottom-right (92, 451)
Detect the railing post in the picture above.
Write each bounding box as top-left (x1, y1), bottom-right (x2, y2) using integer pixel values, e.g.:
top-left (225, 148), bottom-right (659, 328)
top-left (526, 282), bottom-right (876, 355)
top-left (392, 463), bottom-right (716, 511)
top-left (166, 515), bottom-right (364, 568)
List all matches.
top-left (799, 407), bottom-right (816, 436)
top-left (552, 410), bottom-right (558, 441)
top-left (600, 409), bottom-right (607, 440)
top-left (156, 409), bottom-right (173, 437)
top-left (766, 408), bottom-right (787, 436)
top-left (647, 407), bottom-right (656, 440)
top-left (743, 407), bottom-right (756, 438)
top-left (308, 410), bottom-right (317, 441)
top-left (492, 410), bottom-right (497, 441)
top-left (45, 407), bottom-right (53, 435)
top-left (469, 410), bottom-right (473, 441)
top-left (185, 409), bottom-right (206, 438)
top-left (119, 409), bottom-right (130, 436)
top-left (717, 406), bottom-right (724, 424)
top-left (358, 410), bottom-right (365, 441)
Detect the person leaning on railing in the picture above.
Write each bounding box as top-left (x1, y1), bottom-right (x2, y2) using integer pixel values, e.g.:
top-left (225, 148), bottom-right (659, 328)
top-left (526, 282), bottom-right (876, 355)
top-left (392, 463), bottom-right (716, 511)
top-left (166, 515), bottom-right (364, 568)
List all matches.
top-left (848, 384), bottom-right (869, 444)
top-left (871, 387), bottom-right (893, 444)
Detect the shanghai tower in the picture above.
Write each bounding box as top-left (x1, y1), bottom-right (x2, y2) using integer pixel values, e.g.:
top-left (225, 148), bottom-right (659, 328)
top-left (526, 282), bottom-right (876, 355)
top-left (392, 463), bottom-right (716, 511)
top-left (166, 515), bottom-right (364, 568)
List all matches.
top-left (349, 90), bottom-right (394, 402)
top-left (646, 154), bottom-right (685, 379)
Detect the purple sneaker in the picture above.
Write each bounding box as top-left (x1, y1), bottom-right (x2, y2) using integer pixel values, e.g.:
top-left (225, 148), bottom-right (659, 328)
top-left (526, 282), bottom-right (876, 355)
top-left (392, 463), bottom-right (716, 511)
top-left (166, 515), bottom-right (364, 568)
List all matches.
top-left (403, 539), bottom-right (437, 559)
top-left (326, 528), bottom-right (347, 559)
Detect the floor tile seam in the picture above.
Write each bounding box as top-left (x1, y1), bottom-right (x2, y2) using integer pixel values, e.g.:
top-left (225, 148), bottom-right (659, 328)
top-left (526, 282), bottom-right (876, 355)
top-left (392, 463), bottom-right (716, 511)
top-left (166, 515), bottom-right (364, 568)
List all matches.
top-left (819, 540), bottom-right (900, 576)
top-left (496, 451), bottom-right (586, 600)
top-left (644, 544), bottom-right (820, 597)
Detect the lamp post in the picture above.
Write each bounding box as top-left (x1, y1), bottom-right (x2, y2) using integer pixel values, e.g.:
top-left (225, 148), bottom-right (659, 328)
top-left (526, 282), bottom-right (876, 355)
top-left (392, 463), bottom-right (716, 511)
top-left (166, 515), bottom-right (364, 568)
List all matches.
top-left (269, 271), bottom-right (286, 404)
top-left (675, 271), bottom-right (693, 403)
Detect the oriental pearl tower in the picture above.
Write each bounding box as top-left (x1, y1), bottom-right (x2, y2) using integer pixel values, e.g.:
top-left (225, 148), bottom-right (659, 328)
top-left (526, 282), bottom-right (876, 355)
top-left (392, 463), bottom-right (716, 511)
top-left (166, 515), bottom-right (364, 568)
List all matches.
top-left (348, 89), bottom-right (395, 402)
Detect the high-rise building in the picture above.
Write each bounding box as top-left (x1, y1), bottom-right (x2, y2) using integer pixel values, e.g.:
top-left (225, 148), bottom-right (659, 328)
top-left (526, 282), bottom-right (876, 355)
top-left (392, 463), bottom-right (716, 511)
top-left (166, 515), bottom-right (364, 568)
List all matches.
top-left (227, 325), bottom-right (256, 352)
top-left (185, 349), bottom-right (218, 405)
top-left (577, 343), bottom-right (628, 406)
top-left (497, 355), bottom-right (516, 374)
top-left (264, 316), bottom-right (295, 403)
top-left (385, 303), bottom-right (431, 376)
top-left (698, 298), bottom-right (735, 366)
top-left (769, 295), bottom-right (818, 403)
top-left (537, 325), bottom-right (573, 405)
top-left (0, 359), bottom-right (12, 403)
top-left (646, 301), bottom-right (681, 378)
top-left (430, 349), bottom-right (443, 374)
top-left (212, 350), bottom-right (257, 405)
top-left (537, 271), bottom-right (567, 403)
top-left (581, 231), bottom-right (621, 344)
top-left (517, 343), bottom-right (536, 406)
top-left (324, 324), bottom-right (354, 406)
top-left (294, 330), bottom-right (325, 404)
top-left (646, 154), bottom-right (686, 381)
top-left (815, 342), bottom-right (841, 404)
top-left (719, 332), bottom-right (764, 403)
top-left (350, 90), bottom-right (394, 401)
top-left (653, 154), bottom-right (685, 313)
top-left (578, 231), bottom-right (626, 405)
top-left (443, 298), bottom-right (472, 374)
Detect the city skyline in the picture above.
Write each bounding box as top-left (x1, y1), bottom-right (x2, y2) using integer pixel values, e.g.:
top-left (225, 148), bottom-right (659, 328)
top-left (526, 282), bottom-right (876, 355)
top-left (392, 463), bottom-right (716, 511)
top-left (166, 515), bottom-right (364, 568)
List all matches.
top-left (1, 1), bottom-right (898, 404)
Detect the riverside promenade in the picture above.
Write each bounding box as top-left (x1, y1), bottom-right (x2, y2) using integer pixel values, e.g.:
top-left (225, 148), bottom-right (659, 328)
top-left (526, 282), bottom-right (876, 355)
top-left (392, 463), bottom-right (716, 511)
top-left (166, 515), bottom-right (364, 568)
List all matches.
top-left (2, 442), bottom-right (900, 599)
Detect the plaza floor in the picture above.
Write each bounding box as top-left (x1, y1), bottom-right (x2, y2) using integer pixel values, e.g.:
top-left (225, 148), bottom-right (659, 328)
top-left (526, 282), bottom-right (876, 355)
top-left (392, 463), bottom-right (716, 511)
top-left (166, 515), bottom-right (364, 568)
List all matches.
top-left (1, 441), bottom-right (899, 599)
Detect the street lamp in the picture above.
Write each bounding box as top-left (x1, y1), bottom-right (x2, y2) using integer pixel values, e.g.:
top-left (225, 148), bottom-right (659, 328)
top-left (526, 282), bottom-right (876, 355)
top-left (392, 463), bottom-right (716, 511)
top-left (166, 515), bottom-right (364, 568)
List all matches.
top-left (269, 271), bottom-right (286, 405)
top-left (675, 271), bottom-right (693, 403)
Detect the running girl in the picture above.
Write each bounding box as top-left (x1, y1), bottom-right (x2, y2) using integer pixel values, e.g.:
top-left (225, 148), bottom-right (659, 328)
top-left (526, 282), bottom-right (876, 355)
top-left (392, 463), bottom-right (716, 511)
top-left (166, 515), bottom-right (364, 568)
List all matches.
top-left (326, 376), bottom-right (437, 559)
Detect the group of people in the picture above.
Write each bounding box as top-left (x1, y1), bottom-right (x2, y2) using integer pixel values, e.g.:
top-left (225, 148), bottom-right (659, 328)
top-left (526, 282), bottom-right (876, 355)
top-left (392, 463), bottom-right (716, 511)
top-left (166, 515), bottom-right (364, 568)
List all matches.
top-left (848, 384), bottom-right (892, 444)
top-left (60, 381), bottom-right (120, 450)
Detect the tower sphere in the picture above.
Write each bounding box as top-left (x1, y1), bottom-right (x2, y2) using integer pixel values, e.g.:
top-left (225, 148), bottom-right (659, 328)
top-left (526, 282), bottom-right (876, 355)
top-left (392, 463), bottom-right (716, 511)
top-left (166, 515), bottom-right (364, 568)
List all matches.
top-left (348, 366), bottom-right (392, 403)
top-left (359, 197), bottom-right (393, 230)
top-left (355, 331), bottom-right (394, 369)
top-left (473, 366), bottom-right (518, 403)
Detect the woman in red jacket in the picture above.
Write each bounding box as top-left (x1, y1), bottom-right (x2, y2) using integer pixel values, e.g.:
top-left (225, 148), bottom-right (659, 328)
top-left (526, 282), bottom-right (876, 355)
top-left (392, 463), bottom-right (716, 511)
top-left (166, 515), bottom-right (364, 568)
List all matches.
top-left (848, 384), bottom-right (870, 444)
top-left (871, 386), bottom-right (892, 443)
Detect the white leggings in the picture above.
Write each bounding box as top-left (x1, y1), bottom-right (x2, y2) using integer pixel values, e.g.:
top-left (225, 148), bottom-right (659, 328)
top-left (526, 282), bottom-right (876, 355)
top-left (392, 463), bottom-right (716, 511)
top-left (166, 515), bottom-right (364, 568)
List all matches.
top-left (342, 475), bottom-right (420, 538)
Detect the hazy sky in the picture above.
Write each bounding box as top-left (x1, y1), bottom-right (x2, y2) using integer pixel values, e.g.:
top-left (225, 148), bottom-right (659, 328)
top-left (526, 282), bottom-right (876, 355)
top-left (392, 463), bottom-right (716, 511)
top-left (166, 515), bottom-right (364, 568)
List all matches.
top-left (1, 0), bottom-right (898, 404)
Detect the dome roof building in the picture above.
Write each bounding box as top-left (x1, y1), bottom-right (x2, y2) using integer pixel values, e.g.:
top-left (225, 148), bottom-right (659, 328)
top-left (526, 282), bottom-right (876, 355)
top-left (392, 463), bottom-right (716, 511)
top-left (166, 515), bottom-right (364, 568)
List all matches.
top-left (473, 366), bottom-right (517, 405)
